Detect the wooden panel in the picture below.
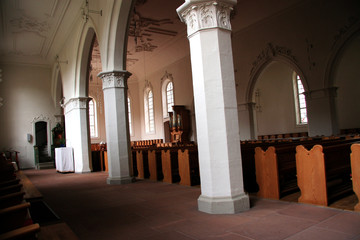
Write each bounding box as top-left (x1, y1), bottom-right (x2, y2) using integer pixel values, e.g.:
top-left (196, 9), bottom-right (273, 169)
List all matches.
top-left (104, 151), bottom-right (108, 172)
top-left (16, 171), bottom-right (42, 200)
top-left (178, 149), bottom-right (191, 186)
top-left (351, 144), bottom-right (360, 211)
top-left (296, 145), bottom-right (328, 206)
top-left (148, 150), bottom-right (157, 181)
top-left (161, 150), bottom-right (172, 183)
top-left (255, 147), bottom-right (280, 199)
top-left (136, 151), bottom-right (144, 179)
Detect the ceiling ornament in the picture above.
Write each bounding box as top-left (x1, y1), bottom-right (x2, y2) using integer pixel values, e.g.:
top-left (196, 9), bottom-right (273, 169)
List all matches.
top-left (128, 9), bottom-right (177, 53)
top-left (10, 16), bottom-right (50, 35)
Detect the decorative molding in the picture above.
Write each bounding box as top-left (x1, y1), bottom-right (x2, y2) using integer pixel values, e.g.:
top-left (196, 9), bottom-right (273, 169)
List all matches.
top-left (143, 79), bottom-right (153, 93)
top-left (178, 1), bottom-right (234, 37)
top-left (161, 71), bottom-right (174, 83)
top-left (332, 16), bottom-right (359, 49)
top-left (304, 87), bottom-right (338, 100)
top-left (31, 114), bottom-right (51, 124)
top-left (98, 71), bottom-right (132, 90)
top-left (64, 97), bottom-right (90, 114)
top-left (305, 39), bottom-right (316, 71)
top-left (10, 16), bottom-right (50, 35)
top-left (250, 42), bottom-right (297, 77)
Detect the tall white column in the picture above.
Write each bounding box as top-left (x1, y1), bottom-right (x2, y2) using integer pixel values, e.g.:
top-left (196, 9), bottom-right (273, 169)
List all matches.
top-left (98, 71), bottom-right (133, 184)
top-left (177, 0), bottom-right (249, 214)
top-left (64, 97), bottom-right (91, 173)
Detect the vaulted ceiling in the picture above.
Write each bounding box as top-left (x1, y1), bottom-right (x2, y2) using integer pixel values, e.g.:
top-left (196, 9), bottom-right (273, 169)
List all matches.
top-left (0, 0), bottom-right (83, 66)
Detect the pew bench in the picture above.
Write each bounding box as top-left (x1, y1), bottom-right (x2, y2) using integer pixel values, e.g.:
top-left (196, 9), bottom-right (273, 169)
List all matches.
top-left (296, 142), bottom-right (355, 206)
top-left (254, 145), bottom-right (299, 200)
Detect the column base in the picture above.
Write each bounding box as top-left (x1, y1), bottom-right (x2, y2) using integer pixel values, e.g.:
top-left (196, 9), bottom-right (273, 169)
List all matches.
top-left (106, 176), bottom-right (135, 185)
top-left (198, 193), bottom-right (250, 214)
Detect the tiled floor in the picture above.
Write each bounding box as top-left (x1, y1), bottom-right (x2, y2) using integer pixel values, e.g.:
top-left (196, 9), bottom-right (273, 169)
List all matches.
top-left (24, 169), bottom-right (360, 240)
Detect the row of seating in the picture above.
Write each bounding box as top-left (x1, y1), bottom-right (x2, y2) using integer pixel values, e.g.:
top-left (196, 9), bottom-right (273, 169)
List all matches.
top-left (132, 143), bottom-right (200, 186)
top-left (246, 136), bottom-right (359, 210)
top-left (0, 155), bottom-right (40, 239)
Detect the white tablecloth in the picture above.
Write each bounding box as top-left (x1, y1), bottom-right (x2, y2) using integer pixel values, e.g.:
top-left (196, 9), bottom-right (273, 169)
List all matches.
top-left (55, 147), bottom-right (74, 172)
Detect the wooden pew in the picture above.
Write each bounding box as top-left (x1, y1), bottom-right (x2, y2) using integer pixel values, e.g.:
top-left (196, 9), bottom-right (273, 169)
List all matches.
top-left (0, 202), bottom-right (32, 234)
top-left (178, 148), bottom-right (200, 186)
top-left (135, 150), bottom-right (149, 179)
top-left (351, 144), bottom-right (360, 211)
top-left (254, 147), bottom-right (279, 199)
top-left (0, 223), bottom-right (40, 240)
top-left (296, 143), bottom-right (354, 206)
top-left (0, 184), bottom-right (23, 196)
top-left (0, 179), bottom-right (20, 189)
top-left (0, 192), bottom-right (25, 209)
top-left (147, 149), bottom-right (163, 181)
top-left (254, 145), bottom-right (299, 199)
top-left (161, 148), bottom-right (180, 183)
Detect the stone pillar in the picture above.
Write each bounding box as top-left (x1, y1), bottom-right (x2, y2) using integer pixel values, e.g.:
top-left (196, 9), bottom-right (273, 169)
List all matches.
top-left (305, 87), bottom-right (339, 136)
top-left (98, 71), bottom-right (133, 184)
top-left (64, 97), bottom-right (91, 173)
top-left (177, 0), bottom-right (249, 214)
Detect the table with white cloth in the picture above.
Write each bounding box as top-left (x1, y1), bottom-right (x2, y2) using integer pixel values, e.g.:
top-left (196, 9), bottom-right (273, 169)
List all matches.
top-left (55, 147), bottom-right (74, 173)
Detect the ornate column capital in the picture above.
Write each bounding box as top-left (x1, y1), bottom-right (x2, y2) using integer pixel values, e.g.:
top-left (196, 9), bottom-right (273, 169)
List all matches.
top-left (97, 70), bottom-right (132, 90)
top-left (64, 97), bottom-right (91, 114)
top-left (177, 0), bottom-right (236, 37)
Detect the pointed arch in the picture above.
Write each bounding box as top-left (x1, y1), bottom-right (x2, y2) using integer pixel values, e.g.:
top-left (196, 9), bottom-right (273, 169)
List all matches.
top-left (325, 23), bottom-right (360, 88)
top-left (246, 43), bottom-right (307, 103)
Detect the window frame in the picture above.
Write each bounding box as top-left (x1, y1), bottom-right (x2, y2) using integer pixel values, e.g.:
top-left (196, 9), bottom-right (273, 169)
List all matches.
top-left (88, 97), bottom-right (98, 138)
top-left (161, 78), bottom-right (175, 119)
top-left (293, 73), bottom-right (308, 125)
top-left (127, 93), bottom-right (134, 136)
top-left (144, 87), bottom-right (155, 134)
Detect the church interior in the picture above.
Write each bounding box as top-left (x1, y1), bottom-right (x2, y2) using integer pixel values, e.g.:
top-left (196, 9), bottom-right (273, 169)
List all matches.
top-left (1, 0), bottom-right (360, 239)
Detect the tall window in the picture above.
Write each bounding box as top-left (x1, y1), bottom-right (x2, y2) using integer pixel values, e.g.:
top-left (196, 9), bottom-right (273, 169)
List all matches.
top-left (293, 74), bottom-right (308, 125)
top-left (166, 82), bottom-right (174, 113)
top-left (127, 96), bottom-right (133, 136)
top-left (145, 89), bottom-right (155, 133)
top-left (161, 78), bottom-right (175, 118)
top-left (89, 98), bottom-right (98, 137)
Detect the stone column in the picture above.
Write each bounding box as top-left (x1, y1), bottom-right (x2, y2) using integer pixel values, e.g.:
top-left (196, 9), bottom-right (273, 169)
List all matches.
top-left (64, 97), bottom-right (91, 173)
top-left (305, 87), bottom-right (339, 136)
top-left (98, 70), bottom-right (133, 184)
top-left (177, 0), bottom-right (249, 214)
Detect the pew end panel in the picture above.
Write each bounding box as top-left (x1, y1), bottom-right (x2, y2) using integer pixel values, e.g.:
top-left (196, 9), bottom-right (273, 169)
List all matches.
top-left (351, 144), bottom-right (360, 211)
top-left (255, 147), bottom-right (280, 200)
top-left (296, 145), bottom-right (328, 206)
top-left (178, 148), bottom-right (200, 186)
top-left (148, 150), bottom-right (163, 181)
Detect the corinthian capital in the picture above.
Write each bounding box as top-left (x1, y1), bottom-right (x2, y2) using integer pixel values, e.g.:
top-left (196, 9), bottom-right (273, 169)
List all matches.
top-left (97, 70), bottom-right (132, 90)
top-left (177, 0), bottom-right (235, 37)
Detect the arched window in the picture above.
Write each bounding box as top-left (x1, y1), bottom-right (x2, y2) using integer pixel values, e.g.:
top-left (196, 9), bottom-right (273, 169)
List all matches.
top-left (161, 72), bottom-right (175, 118)
top-left (89, 98), bottom-right (98, 137)
top-left (127, 96), bottom-right (133, 136)
top-left (166, 82), bottom-right (174, 113)
top-left (144, 88), bottom-right (155, 133)
top-left (293, 74), bottom-right (308, 125)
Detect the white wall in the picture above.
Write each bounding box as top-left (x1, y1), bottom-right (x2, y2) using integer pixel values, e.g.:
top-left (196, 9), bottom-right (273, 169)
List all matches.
top-left (335, 33), bottom-right (360, 131)
top-left (253, 61), bottom-right (307, 136)
top-left (0, 64), bottom-right (56, 169)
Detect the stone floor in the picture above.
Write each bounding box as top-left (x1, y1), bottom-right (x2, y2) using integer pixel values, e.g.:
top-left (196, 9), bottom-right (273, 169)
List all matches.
top-left (24, 169), bottom-right (360, 240)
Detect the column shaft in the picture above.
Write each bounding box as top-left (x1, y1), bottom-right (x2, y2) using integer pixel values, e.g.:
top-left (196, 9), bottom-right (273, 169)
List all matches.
top-left (98, 71), bottom-right (133, 184)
